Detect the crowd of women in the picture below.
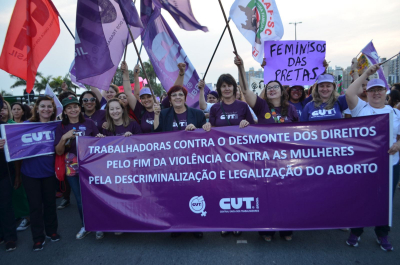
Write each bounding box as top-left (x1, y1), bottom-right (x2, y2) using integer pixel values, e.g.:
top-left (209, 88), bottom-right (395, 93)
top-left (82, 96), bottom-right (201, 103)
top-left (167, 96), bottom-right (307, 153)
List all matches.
top-left (1, 55), bottom-right (400, 253)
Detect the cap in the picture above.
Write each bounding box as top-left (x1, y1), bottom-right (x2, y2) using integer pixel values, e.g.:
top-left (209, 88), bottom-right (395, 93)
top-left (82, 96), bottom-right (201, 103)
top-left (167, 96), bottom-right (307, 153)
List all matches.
top-left (366, 79), bottom-right (386, 90)
top-left (139, 87), bottom-right (152, 97)
top-left (317, 74), bottom-right (335, 84)
top-left (208, 91), bottom-right (219, 99)
top-left (62, 96), bottom-right (79, 107)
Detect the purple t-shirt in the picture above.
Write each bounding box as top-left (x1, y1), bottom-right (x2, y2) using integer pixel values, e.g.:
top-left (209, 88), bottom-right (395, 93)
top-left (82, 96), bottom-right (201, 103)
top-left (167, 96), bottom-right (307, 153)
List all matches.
top-left (300, 95), bottom-right (348, 122)
top-left (209, 100), bottom-right (254, 127)
top-left (289, 95), bottom-right (313, 117)
top-left (84, 110), bottom-right (106, 131)
top-left (21, 120), bottom-right (55, 178)
top-left (172, 112), bottom-right (188, 131)
top-left (54, 119), bottom-right (99, 177)
top-left (252, 96), bottom-right (299, 124)
top-left (102, 120), bottom-right (142, 136)
top-left (133, 102), bottom-right (155, 133)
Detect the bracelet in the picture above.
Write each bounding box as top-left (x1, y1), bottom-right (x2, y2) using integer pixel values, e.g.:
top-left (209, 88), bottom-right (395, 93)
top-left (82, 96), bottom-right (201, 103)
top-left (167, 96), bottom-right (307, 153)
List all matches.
top-left (179, 73), bottom-right (184, 76)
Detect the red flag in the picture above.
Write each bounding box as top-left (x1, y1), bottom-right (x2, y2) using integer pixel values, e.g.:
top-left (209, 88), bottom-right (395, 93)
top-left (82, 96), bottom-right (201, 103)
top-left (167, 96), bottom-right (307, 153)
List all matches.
top-left (0, 0), bottom-right (60, 93)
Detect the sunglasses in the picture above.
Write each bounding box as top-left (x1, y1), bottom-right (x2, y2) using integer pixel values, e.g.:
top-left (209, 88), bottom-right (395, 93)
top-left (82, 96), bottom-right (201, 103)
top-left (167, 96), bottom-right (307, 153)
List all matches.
top-left (82, 97), bottom-right (96, 103)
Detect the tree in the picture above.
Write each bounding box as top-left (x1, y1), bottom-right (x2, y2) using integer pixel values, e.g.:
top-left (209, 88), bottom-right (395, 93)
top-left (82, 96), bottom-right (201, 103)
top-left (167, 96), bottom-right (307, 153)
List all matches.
top-left (49, 76), bottom-right (63, 93)
top-left (0, 90), bottom-right (12, 96)
top-left (62, 73), bottom-right (79, 93)
top-left (35, 75), bottom-right (52, 94)
top-left (9, 72), bottom-right (43, 90)
top-left (139, 60), bottom-right (164, 96)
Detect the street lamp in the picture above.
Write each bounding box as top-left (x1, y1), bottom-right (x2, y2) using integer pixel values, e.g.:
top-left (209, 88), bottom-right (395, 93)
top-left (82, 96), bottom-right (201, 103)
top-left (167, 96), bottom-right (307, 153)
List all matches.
top-left (289, 22), bottom-right (302, 40)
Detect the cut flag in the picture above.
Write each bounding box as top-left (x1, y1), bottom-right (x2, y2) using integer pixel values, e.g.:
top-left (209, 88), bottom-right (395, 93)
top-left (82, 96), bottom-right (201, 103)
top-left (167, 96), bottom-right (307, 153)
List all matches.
top-left (361, 41), bottom-right (389, 89)
top-left (75, 0), bottom-right (142, 90)
top-left (140, 0), bottom-right (210, 108)
top-left (230, 0), bottom-right (284, 63)
top-left (0, 0), bottom-right (60, 93)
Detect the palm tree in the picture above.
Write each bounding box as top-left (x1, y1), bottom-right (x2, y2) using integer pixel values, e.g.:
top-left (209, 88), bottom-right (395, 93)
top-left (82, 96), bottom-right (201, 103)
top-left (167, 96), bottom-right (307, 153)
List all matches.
top-left (9, 72), bottom-right (43, 89)
top-left (0, 89), bottom-right (12, 96)
top-left (49, 76), bottom-right (63, 93)
top-left (35, 75), bottom-right (52, 94)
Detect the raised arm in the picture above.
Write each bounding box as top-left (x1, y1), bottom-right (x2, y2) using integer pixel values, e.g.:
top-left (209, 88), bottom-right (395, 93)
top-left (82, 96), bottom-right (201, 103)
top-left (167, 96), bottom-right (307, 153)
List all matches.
top-left (174, 63), bottom-right (186, 86)
top-left (234, 54), bottom-right (257, 108)
top-left (121, 61), bottom-right (138, 111)
top-left (198, 79), bottom-right (207, 111)
top-left (89, 86), bottom-right (103, 103)
top-left (346, 63), bottom-right (380, 110)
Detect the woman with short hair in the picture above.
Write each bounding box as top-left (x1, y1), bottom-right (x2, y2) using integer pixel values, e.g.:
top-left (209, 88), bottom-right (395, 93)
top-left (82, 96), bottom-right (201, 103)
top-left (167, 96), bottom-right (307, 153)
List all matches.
top-left (345, 64), bottom-right (400, 251)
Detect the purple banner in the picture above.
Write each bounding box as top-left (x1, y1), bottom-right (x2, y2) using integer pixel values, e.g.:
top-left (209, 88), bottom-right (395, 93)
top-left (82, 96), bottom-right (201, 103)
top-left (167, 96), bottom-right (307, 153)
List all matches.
top-left (141, 4), bottom-right (210, 108)
top-left (1, 121), bottom-right (60, 162)
top-left (264, 41), bottom-right (326, 86)
top-left (78, 115), bottom-right (392, 232)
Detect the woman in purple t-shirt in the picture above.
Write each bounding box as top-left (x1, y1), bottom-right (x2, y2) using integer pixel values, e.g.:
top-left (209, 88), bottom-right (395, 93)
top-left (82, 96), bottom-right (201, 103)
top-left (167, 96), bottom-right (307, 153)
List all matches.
top-left (16, 96), bottom-right (60, 250)
top-left (120, 61), bottom-right (160, 133)
top-left (234, 55), bottom-right (299, 125)
top-left (98, 99), bottom-right (142, 137)
top-left (79, 91), bottom-right (106, 131)
top-left (54, 96), bottom-right (100, 240)
top-left (235, 54), bottom-right (297, 241)
top-left (203, 74), bottom-right (254, 130)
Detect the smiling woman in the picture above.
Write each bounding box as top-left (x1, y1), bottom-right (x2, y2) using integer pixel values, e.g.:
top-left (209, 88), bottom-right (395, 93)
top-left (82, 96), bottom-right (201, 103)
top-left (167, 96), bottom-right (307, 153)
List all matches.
top-left (300, 74), bottom-right (348, 122)
top-left (79, 91), bottom-right (106, 131)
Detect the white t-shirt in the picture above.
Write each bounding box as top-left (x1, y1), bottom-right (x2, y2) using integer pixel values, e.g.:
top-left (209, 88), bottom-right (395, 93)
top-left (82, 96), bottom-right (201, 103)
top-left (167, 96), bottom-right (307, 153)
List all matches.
top-left (344, 99), bottom-right (366, 115)
top-left (350, 97), bottom-right (400, 166)
top-left (204, 102), bottom-right (258, 122)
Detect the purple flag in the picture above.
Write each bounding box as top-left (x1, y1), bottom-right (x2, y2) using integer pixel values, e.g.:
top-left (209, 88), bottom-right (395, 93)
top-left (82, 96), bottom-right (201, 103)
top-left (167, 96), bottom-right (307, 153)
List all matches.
top-left (361, 41), bottom-right (389, 89)
top-left (77, 115), bottom-right (391, 232)
top-left (141, 4), bottom-right (209, 107)
top-left (75, 0), bottom-right (142, 90)
top-left (69, 60), bottom-right (86, 89)
top-left (117, 0), bottom-right (144, 28)
top-left (153, 0), bottom-right (208, 32)
top-left (1, 121), bottom-right (60, 162)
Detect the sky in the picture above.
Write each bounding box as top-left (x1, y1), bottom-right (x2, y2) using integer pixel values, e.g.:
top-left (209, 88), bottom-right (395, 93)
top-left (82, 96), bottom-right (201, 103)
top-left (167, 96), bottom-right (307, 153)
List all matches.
top-left (0, 0), bottom-right (399, 96)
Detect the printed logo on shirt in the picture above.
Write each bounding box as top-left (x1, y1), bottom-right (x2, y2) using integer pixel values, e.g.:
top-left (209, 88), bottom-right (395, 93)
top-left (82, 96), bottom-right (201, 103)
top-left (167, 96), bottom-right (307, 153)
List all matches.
top-left (146, 119), bottom-right (154, 125)
top-left (220, 114), bottom-right (239, 120)
top-left (296, 110), bottom-right (302, 117)
top-left (311, 109), bottom-right (336, 118)
top-left (173, 121), bottom-right (187, 128)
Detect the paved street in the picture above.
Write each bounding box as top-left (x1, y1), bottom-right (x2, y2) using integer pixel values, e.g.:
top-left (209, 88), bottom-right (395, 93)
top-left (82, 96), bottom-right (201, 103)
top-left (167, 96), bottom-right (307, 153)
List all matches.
top-left (1, 195), bottom-right (400, 264)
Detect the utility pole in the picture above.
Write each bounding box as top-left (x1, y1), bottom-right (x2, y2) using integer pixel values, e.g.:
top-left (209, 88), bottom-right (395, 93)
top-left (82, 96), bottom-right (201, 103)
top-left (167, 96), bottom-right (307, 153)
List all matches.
top-left (289, 22), bottom-right (302, 40)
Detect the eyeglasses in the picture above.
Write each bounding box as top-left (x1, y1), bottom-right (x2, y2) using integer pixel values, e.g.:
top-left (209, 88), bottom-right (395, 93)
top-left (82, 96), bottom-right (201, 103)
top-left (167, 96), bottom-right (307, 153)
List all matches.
top-left (82, 97), bottom-right (96, 103)
top-left (171, 93), bottom-right (185, 98)
top-left (367, 88), bottom-right (386, 93)
top-left (291, 88), bottom-right (303, 92)
top-left (267, 85), bottom-right (280, 91)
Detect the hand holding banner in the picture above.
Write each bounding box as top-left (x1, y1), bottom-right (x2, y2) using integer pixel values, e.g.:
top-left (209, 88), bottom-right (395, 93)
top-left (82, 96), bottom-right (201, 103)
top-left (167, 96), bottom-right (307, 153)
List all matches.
top-left (264, 41), bottom-right (326, 86)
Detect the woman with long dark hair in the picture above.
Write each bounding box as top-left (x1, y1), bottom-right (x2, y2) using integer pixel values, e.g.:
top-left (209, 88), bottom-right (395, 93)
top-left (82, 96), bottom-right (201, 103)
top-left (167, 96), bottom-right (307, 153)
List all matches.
top-left (11, 103), bottom-right (31, 123)
top-left (79, 91), bottom-right (106, 131)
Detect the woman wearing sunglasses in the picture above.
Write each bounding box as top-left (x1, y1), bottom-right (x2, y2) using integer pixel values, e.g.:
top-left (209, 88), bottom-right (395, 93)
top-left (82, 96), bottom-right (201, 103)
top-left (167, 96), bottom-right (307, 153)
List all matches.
top-left (79, 91), bottom-right (106, 131)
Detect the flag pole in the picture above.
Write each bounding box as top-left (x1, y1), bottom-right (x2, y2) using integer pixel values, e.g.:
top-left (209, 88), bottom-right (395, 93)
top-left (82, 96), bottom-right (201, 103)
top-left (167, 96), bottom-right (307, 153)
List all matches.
top-left (380, 52), bottom-right (400, 66)
top-left (136, 44), bottom-right (143, 65)
top-left (48, 0), bottom-right (75, 40)
top-left (203, 18), bottom-right (231, 81)
top-left (125, 25), bottom-right (157, 103)
top-left (123, 35), bottom-right (129, 61)
top-left (217, 0), bottom-right (246, 90)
